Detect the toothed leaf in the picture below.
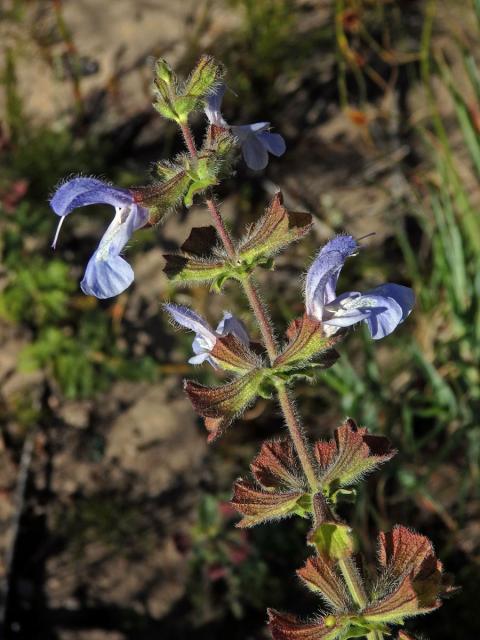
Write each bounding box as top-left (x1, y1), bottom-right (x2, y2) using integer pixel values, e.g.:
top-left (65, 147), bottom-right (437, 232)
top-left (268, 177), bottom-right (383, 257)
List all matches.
top-left (316, 419), bottom-right (396, 494)
top-left (297, 555), bottom-right (351, 611)
top-left (268, 610), bottom-right (344, 640)
top-left (184, 369), bottom-right (266, 441)
top-left (231, 480), bottom-right (308, 528)
top-left (238, 192), bottom-right (313, 264)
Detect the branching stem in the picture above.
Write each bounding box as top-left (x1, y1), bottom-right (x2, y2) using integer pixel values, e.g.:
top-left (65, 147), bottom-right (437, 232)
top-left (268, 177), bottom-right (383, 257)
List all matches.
top-left (179, 121), bottom-right (318, 493)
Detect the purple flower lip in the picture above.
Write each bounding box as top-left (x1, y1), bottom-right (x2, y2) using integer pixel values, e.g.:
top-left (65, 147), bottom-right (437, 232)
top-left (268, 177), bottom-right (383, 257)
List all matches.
top-left (305, 234), bottom-right (415, 340)
top-left (205, 83), bottom-right (286, 171)
top-left (164, 303), bottom-right (250, 368)
top-left (50, 177), bottom-right (148, 299)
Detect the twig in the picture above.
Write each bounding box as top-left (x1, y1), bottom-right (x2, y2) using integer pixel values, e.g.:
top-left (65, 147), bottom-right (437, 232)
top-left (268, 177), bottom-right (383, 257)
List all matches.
top-left (0, 430), bottom-right (36, 632)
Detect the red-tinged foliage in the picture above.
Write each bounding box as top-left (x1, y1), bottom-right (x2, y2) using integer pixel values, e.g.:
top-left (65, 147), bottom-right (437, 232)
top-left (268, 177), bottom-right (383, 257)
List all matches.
top-left (314, 418), bottom-right (396, 490)
top-left (210, 333), bottom-right (262, 373)
top-left (238, 191), bottom-right (313, 261)
top-left (363, 526), bottom-right (454, 624)
top-left (297, 555), bottom-right (350, 611)
top-left (274, 313), bottom-right (341, 369)
top-left (268, 610), bottom-right (341, 640)
top-left (250, 439), bottom-right (303, 490)
top-left (184, 369), bottom-right (264, 441)
top-left (378, 525), bottom-right (438, 578)
top-left (231, 479), bottom-right (305, 528)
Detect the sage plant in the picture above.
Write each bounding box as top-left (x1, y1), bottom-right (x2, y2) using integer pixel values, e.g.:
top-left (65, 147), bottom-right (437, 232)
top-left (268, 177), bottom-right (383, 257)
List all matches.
top-left (50, 57), bottom-right (454, 640)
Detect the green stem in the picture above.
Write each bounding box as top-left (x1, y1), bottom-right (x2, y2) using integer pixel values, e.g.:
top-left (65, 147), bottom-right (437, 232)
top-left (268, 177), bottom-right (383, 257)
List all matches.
top-left (338, 557), bottom-right (367, 609)
top-left (339, 558), bottom-right (381, 640)
top-left (178, 121), bottom-right (318, 492)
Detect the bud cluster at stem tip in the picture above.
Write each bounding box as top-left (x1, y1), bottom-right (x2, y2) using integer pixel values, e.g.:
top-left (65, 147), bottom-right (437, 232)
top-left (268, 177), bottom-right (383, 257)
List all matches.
top-left (153, 55), bottom-right (224, 124)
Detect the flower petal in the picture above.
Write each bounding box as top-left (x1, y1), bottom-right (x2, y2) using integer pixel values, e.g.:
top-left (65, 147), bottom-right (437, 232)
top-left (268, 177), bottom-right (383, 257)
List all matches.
top-left (81, 254), bottom-right (134, 299)
top-left (216, 311), bottom-right (250, 345)
top-left (188, 352), bottom-right (212, 366)
top-left (232, 122), bottom-right (270, 140)
top-left (239, 133), bottom-right (269, 171)
top-left (205, 83), bottom-right (228, 127)
top-left (368, 283), bottom-right (415, 322)
top-left (305, 235), bottom-right (358, 318)
top-left (324, 290), bottom-right (405, 340)
top-left (50, 177), bottom-right (132, 217)
top-left (257, 131), bottom-right (286, 156)
top-left (191, 333), bottom-right (219, 368)
top-left (79, 203), bottom-right (147, 299)
top-left (163, 303), bottom-right (217, 350)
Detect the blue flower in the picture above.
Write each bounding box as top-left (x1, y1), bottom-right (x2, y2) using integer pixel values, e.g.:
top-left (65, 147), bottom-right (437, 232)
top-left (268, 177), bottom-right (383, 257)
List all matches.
top-left (305, 235), bottom-right (415, 340)
top-left (164, 303), bottom-right (250, 368)
top-left (50, 177), bottom-right (148, 299)
top-left (205, 84), bottom-right (286, 171)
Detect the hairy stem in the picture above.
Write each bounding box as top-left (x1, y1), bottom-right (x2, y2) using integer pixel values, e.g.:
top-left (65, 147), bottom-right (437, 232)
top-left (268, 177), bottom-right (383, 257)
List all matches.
top-left (179, 121), bottom-right (318, 491)
top-left (338, 557), bottom-right (367, 609)
top-left (276, 384), bottom-right (318, 492)
top-left (338, 557), bottom-right (382, 640)
top-left (241, 277), bottom-right (278, 362)
top-left (205, 194), bottom-right (237, 258)
top-left (180, 122), bottom-right (198, 158)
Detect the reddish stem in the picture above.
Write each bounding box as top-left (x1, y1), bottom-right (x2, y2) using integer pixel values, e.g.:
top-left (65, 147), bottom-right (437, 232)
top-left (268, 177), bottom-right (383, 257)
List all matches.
top-left (180, 123), bottom-right (198, 158)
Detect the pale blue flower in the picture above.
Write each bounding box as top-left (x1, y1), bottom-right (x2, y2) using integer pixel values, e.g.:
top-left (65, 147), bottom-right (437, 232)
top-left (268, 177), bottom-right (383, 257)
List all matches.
top-left (305, 235), bottom-right (415, 340)
top-left (50, 177), bottom-right (148, 299)
top-left (164, 303), bottom-right (249, 367)
top-left (205, 84), bottom-right (286, 171)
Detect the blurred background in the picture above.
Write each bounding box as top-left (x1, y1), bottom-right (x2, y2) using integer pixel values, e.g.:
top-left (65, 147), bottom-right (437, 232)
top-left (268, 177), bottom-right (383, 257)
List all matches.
top-left (0, 0), bottom-right (479, 638)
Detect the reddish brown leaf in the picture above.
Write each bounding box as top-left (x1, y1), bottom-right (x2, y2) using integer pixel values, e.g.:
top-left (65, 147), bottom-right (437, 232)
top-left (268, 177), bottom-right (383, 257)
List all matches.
top-left (185, 371), bottom-right (262, 418)
top-left (378, 525), bottom-right (436, 579)
top-left (131, 172), bottom-right (190, 222)
top-left (267, 609), bottom-right (342, 640)
top-left (285, 316), bottom-right (304, 342)
top-left (363, 575), bottom-right (422, 623)
top-left (239, 192), bottom-right (313, 261)
top-left (365, 525), bottom-right (452, 624)
top-left (313, 441), bottom-right (337, 470)
top-left (231, 480), bottom-right (305, 528)
top-left (250, 439), bottom-right (303, 491)
top-left (275, 314), bottom-right (341, 369)
top-left (317, 418), bottom-right (396, 489)
top-left (185, 370), bottom-right (265, 441)
top-left (297, 555), bottom-right (349, 610)
top-left (210, 334), bottom-right (261, 373)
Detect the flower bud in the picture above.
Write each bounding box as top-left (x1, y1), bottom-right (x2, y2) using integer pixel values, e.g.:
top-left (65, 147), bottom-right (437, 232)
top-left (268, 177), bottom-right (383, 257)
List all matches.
top-left (184, 55), bottom-right (224, 99)
top-left (155, 58), bottom-right (174, 85)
